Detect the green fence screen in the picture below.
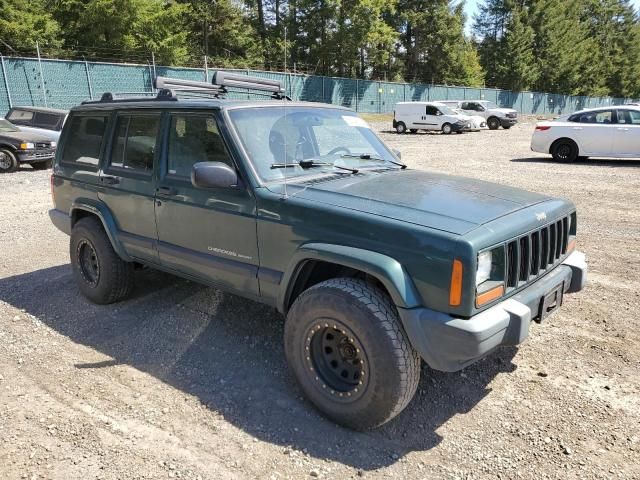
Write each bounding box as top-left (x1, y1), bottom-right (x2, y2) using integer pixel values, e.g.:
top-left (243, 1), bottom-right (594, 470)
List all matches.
top-left (0, 56), bottom-right (637, 115)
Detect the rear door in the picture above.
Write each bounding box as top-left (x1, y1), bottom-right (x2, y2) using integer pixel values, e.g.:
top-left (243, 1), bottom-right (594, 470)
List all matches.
top-left (415, 105), bottom-right (441, 130)
top-left (154, 111), bottom-right (260, 297)
top-left (98, 111), bottom-right (161, 263)
top-left (572, 110), bottom-right (615, 156)
top-left (613, 109), bottom-right (640, 156)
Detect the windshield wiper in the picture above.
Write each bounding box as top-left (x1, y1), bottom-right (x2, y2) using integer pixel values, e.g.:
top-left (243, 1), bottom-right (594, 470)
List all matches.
top-left (270, 159), bottom-right (358, 174)
top-left (340, 153), bottom-right (407, 169)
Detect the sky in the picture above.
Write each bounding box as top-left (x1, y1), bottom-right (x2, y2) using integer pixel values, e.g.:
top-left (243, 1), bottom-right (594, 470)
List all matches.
top-left (463, 0), bottom-right (640, 35)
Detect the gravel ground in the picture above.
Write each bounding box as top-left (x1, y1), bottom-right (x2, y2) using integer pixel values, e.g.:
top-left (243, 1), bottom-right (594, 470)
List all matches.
top-left (1, 118), bottom-right (639, 480)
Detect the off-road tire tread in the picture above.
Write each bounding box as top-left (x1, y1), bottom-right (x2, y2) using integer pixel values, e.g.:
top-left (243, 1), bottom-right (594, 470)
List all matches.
top-left (288, 277), bottom-right (420, 429)
top-left (71, 217), bottom-right (134, 304)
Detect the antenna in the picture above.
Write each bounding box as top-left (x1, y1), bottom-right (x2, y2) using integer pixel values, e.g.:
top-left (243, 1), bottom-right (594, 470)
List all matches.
top-left (283, 25), bottom-right (288, 199)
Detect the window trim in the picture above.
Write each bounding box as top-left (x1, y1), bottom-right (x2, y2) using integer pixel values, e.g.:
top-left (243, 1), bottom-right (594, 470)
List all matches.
top-left (104, 111), bottom-right (162, 179)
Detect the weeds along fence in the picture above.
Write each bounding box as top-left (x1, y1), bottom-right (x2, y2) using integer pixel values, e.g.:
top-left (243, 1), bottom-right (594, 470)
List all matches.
top-left (1, 55), bottom-right (637, 115)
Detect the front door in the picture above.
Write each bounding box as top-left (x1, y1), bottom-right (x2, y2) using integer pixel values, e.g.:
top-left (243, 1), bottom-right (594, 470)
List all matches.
top-left (154, 111), bottom-right (260, 297)
top-left (614, 109), bottom-right (640, 156)
top-left (98, 111), bottom-right (161, 263)
top-left (573, 109), bottom-right (615, 156)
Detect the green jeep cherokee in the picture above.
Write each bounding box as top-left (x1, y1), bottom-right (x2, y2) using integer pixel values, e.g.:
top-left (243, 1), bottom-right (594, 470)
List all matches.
top-left (49, 73), bottom-right (587, 430)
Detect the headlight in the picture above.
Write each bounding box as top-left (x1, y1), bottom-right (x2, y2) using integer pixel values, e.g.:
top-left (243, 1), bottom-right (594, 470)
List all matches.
top-left (476, 251), bottom-right (493, 286)
top-left (19, 142), bottom-right (35, 150)
top-left (50, 141), bottom-right (57, 148)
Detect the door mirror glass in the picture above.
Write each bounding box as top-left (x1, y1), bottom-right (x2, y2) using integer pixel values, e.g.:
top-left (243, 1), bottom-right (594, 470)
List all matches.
top-left (191, 161), bottom-right (239, 189)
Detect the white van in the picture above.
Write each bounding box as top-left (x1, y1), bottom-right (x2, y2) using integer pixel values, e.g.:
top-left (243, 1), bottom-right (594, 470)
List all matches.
top-left (392, 102), bottom-right (471, 134)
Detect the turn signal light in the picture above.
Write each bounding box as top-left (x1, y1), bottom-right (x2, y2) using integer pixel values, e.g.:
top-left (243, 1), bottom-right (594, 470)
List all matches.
top-left (535, 125), bottom-right (551, 131)
top-left (476, 285), bottom-right (505, 307)
top-left (449, 259), bottom-right (463, 306)
top-left (567, 238), bottom-right (576, 253)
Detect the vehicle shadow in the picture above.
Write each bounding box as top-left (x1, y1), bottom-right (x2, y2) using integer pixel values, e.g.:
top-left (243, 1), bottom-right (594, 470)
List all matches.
top-left (0, 264), bottom-right (518, 470)
top-left (511, 157), bottom-right (640, 167)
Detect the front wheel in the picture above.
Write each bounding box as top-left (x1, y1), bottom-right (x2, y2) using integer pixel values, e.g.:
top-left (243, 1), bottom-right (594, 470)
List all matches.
top-left (441, 123), bottom-right (453, 135)
top-left (0, 149), bottom-right (18, 173)
top-left (395, 122), bottom-right (407, 134)
top-left (503, 125), bottom-right (512, 130)
top-left (487, 117), bottom-right (500, 130)
top-left (284, 278), bottom-right (420, 430)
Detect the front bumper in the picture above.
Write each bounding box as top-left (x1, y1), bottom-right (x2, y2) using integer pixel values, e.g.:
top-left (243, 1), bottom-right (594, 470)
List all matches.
top-left (452, 123), bottom-right (467, 132)
top-left (500, 118), bottom-right (518, 127)
top-left (398, 250), bottom-right (587, 372)
top-left (16, 149), bottom-right (55, 164)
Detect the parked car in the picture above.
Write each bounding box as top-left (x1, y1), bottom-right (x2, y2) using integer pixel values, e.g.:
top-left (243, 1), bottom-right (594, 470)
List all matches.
top-left (531, 105), bottom-right (640, 162)
top-left (393, 101), bottom-right (471, 134)
top-left (4, 106), bottom-right (68, 140)
top-left (0, 118), bottom-right (57, 172)
top-left (49, 73), bottom-right (587, 430)
top-left (440, 100), bottom-right (518, 130)
top-left (452, 108), bottom-right (486, 131)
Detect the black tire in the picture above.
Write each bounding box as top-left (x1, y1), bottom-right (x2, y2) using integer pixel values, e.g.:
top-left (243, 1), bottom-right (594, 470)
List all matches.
top-left (31, 159), bottom-right (52, 170)
top-left (284, 278), bottom-right (420, 430)
top-left (70, 216), bottom-right (134, 304)
top-left (441, 123), bottom-right (453, 135)
top-left (395, 122), bottom-right (407, 134)
top-left (487, 117), bottom-right (500, 130)
top-left (0, 149), bottom-right (18, 173)
top-left (409, 129), bottom-right (418, 134)
top-left (551, 140), bottom-right (579, 163)
top-left (503, 125), bottom-right (512, 130)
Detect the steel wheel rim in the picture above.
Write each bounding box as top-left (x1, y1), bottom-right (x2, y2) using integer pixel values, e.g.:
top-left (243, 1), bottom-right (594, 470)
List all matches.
top-left (77, 240), bottom-right (100, 287)
top-left (443, 125), bottom-right (451, 134)
top-left (0, 152), bottom-right (10, 170)
top-left (304, 320), bottom-right (368, 402)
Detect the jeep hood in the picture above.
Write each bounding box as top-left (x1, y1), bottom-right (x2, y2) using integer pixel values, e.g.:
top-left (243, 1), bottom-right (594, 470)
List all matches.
top-left (280, 170), bottom-right (550, 235)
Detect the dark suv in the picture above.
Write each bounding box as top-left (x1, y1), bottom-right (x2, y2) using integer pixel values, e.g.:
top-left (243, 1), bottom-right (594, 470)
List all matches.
top-left (49, 73), bottom-right (587, 430)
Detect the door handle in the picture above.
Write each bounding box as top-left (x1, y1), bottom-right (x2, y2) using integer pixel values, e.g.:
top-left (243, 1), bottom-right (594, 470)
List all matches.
top-left (572, 127), bottom-right (583, 130)
top-left (100, 176), bottom-right (119, 185)
top-left (617, 127), bottom-right (629, 131)
top-left (156, 186), bottom-right (176, 196)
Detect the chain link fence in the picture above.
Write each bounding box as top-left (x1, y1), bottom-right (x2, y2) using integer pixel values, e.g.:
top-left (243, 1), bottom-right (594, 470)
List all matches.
top-left (1, 55), bottom-right (637, 115)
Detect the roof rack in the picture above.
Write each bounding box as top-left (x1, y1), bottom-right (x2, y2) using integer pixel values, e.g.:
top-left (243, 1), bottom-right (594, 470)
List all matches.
top-left (81, 71), bottom-right (288, 105)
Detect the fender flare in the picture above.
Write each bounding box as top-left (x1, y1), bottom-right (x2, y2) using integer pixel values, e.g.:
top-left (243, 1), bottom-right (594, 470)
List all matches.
top-left (279, 243), bottom-right (421, 313)
top-left (70, 199), bottom-right (132, 262)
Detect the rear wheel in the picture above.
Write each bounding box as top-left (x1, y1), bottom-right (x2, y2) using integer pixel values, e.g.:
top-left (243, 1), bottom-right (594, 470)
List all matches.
top-left (441, 123), bottom-right (453, 135)
top-left (551, 140), bottom-right (579, 163)
top-left (31, 160), bottom-right (52, 170)
top-left (0, 149), bottom-right (18, 173)
top-left (284, 278), bottom-right (420, 430)
top-left (487, 117), bottom-right (500, 130)
top-left (395, 122), bottom-right (407, 134)
top-left (70, 217), bottom-right (134, 304)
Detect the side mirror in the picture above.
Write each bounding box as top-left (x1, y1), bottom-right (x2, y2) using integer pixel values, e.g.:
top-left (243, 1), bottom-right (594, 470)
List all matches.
top-left (392, 148), bottom-right (402, 159)
top-left (191, 162), bottom-right (239, 189)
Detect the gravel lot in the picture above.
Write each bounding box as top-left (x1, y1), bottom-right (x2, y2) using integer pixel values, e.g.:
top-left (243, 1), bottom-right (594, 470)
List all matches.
top-left (1, 118), bottom-right (639, 480)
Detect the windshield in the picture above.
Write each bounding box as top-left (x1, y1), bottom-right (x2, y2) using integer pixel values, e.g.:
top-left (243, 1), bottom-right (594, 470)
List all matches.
top-left (435, 104), bottom-right (458, 116)
top-left (0, 119), bottom-right (19, 133)
top-left (228, 106), bottom-right (398, 182)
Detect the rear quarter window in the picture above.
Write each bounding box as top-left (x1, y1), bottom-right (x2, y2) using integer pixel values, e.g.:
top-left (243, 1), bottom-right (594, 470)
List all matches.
top-left (6, 109), bottom-right (34, 124)
top-left (60, 115), bottom-right (109, 167)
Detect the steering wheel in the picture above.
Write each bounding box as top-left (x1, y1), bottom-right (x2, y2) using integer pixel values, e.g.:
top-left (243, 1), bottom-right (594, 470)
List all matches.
top-left (327, 146), bottom-right (351, 156)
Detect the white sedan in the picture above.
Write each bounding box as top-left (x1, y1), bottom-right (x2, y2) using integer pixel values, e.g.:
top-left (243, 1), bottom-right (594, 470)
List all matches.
top-left (452, 108), bottom-right (486, 131)
top-left (531, 106), bottom-right (640, 162)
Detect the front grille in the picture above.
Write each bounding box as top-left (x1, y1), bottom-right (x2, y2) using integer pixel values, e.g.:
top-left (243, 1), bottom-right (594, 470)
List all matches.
top-left (506, 216), bottom-right (570, 290)
top-left (35, 142), bottom-right (51, 148)
top-left (34, 151), bottom-right (54, 158)
top-left (506, 112), bottom-right (517, 119)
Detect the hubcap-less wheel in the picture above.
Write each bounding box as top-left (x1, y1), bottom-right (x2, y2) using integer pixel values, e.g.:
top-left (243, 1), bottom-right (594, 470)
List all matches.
top-left (0, 151), bottom-right (12, 170)
top-left (305, 321), bottom-right (369, 402)
top-left (488, 118), bottom-right (500, 130)
top-left (442, 124), bottom-right (452, 134)
top-left (396, 122), bottom-right (406, 134)
top-left (77, 239), bottom-right (100, 287)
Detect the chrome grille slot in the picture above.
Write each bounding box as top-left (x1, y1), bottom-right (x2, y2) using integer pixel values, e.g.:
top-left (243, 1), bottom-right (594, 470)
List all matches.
top-left (504, 214), bottom-right (572, 292)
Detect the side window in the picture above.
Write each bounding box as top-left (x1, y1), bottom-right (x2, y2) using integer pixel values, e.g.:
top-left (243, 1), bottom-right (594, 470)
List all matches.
top-left (109, 114), bottom-right (160, 174)
top-left (578, 110), bottom-right (613, 124)
top-left (461, 102), bottom-right (472, 110)
top-left (60, 115), bottom-right (108, 167)
top-left (166, 114), bottom-right (232, 178)
top-left (6, 109), bottom-right (34, 125)
top-left (568, 114), bottom-right (580, 122)
top-left (616, 110), bottom-right (640, 124)
top-left (34, 112), bottom-right (61, 130)
top-left (425, 105), bottom-right (438, 116)
top-left (629, 110), bottom-right (640, 124)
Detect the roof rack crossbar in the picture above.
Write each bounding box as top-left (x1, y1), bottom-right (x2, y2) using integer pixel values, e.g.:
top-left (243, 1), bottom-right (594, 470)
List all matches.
top-left (212, 71), bottom-right (285, 95)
